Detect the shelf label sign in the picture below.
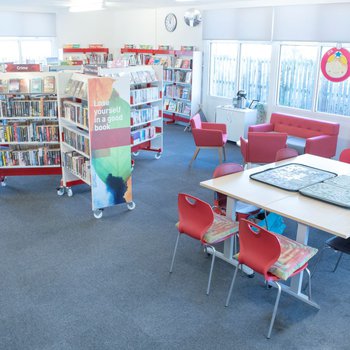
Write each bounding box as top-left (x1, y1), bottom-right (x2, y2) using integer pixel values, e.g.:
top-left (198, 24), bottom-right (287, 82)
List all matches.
top-left (88, 76), bottom-right (132, 210)
top-left (321, 47), bottom-right (350, 82)
top-left (4, 63), bottom-right (41, 72)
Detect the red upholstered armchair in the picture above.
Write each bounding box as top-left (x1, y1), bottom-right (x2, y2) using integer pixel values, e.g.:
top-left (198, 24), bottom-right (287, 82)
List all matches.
top-left (189, 113), bottom-right (227, 165)
top-left (240, 132), bottom-right (288, 167)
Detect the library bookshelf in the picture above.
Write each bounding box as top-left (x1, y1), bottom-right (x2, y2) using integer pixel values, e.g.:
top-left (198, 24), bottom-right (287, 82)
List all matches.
top-left (61, 47), bottom-right (109, 66)
top-left (98, 65), bottom-right (163, 163)
top-left (0, 71), bottom-right (70, 186)
top-left (58, 72), bottom-right (134, 218)
top-left (120, 48), bottom-right (201, 126)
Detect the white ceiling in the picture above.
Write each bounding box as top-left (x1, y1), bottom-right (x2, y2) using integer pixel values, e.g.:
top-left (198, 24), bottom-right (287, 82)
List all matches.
top-left (0, 0), bottom-right (348, 11)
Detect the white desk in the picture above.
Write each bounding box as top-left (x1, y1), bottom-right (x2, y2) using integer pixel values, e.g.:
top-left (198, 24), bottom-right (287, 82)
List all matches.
top-left (200, 154), bottom-right (350, 308)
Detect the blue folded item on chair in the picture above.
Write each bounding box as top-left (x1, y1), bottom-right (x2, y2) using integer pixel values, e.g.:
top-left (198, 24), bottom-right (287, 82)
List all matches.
top-left (248, 210), bottom-right (286, 235)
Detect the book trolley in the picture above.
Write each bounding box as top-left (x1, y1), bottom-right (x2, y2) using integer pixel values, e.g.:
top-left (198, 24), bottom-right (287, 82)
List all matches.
top-left (58, 72), bottom-right (134, 218)
top-left (98, 65), bottom-right (163, 163)
top-left (0, 70), bottom-right (70, 186)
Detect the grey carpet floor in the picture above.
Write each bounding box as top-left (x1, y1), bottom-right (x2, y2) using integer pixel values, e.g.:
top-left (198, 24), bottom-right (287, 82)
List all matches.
top-left (0, 124), bottom-right (349, 350)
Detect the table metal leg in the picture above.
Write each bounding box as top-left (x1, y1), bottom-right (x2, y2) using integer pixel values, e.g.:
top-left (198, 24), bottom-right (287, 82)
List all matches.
top-left (223, 197), bottom-right (236, 259)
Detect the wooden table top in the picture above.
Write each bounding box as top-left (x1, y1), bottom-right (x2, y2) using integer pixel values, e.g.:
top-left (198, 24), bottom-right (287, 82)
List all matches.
top-left (200, 154), bottom-right (350, 239)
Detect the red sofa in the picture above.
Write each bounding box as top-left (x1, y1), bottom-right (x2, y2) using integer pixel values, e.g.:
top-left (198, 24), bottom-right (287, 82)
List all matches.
top-left (248, 113), bottom-right (340, 158)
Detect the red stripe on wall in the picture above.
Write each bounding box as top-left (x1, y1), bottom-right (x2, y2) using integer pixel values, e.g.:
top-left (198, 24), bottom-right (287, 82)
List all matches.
top-left (91, 127), bottom-right (130, 150)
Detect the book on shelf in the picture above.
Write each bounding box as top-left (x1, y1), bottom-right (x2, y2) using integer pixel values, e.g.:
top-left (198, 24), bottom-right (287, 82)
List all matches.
top-left (0, 80), bottom-right (8, 93)
top-left (185, 71), bottom-right (192, 84)
top-left (168, 100), bottom-right (177, 112)
top-left (8, 79), bottom-right (20, 93)
top-left (181, 59), bottom-right (191, 69)
top-left (181, 45), bottom-right (196, 51)
top-left (174, 58), bottom-right (183, 68)
top-left (147, 57), bottom-right (155, 65)
top-left (30, 78), bottom-right (43, 93)
top-left (19, 79), bottom-right (29, 93)
top-left (43, 76), bottom-right (56, 93)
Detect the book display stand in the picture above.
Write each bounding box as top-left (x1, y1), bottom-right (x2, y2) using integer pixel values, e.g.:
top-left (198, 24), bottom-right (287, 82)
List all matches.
top-left (120, 48), bottom-right (201, 126)
top-left (98, 65), bottom-right (163, 164)
top-left (58, 72), bottom-right (134, 218)
top-left (0, 71), bottom-right (70, 186)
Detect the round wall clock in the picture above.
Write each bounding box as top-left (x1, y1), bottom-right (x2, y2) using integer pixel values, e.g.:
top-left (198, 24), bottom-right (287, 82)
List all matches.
top-left (165, 13), bottom-right (177, 32)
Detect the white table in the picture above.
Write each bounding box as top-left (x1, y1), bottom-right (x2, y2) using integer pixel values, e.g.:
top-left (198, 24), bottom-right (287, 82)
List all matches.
top-left (200, 154), bottom-right (350, 308)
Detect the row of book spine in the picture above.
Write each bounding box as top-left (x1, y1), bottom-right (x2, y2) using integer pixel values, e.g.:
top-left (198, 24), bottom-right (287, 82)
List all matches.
top-left (131, 126), bottom-right (156, 144)
top-left (131, 106), bottom-right (159, 125)
top-left (0, 146), bottom-right (60, 167)
top-left (63, 151), bottom-right (91, 183)
top-left (0, 76), bottom-right (56, 94)
top-left (130, 70), bottom-right (157, 85)
top-left (130, 87), bottom-right (159, 104)
top-left (0, 99), bottom-right (58, 118)
top-left (164, 85), bottom-right (191, 100)
top-left (163, 99), bottom-right (191, 116)
top-left (62, 127), bottom-right (90, 156)
top-left (63, 101), bottom-right (89, 128)
top-left (0, 123), bottom-right (59, 143)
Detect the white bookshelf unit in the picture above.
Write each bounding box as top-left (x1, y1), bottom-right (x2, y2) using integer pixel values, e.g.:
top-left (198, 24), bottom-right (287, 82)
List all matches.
top-left (0, 70), bottom-right (70, 186)
top-left (120, 48), bottom-right (201, 126)
top-left (58, 72), bottom-right (134, 218)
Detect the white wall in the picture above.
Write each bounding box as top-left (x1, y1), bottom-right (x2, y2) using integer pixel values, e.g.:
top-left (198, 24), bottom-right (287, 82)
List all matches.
top-left (56, 7), bottom-right (203, 58)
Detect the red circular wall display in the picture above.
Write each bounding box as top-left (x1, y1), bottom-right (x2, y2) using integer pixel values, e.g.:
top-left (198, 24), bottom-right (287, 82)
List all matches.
top-left (321, 47), bottom-right (350, 82)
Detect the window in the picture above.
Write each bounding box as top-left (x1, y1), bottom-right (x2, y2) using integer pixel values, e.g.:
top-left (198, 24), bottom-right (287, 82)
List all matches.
top-left (209, 42), bottom-right (238, 98)
top-left (278, 45), bottom-right (318, 110)
top-left (21, 40), bottom-right (53, 64)
top-left (209, 42), bottom-right (271, 103)
top-left (239, 44), bottom-right (271, 103)
top-left (0, 37), bottom-right (54, 64)
top-left (0, 40), bottom-right (20, 63)
top-left (317, 46), bottom-right (350, 116)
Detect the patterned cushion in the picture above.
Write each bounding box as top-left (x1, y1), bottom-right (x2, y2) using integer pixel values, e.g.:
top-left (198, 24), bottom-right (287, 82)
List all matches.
top-left (175, 213), bottom-right (239, 245)
top-left (203, 213), bottom-right (239, 244)
top-left (269, 233), bottom-right (318, 280)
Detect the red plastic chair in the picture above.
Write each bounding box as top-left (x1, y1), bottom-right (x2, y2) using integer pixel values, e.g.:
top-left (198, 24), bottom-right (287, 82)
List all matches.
top-left (275, 147), bottom-right (299, 162)
top-left (339, 148), bottom-right (350, 163)
top-left (225, 219), bottom-right (316, 339)
top-left (189, 113), bottom-right (227, 165)
top-left (240, 132), bottom-right (288, 168)
top-left (212, 163), bottom-right (259, 220)
top-left (170, 193), bottom-right (238, 295)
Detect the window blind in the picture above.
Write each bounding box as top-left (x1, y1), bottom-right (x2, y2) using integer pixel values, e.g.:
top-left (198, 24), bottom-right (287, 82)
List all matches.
top-left (0, 12), bottom-right (56, 37)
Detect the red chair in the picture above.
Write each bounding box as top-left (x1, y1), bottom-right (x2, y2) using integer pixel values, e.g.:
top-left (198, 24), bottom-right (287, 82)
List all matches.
top-left (339, 148), bottom-right (350, 163)
top-left (170, 193), bottom-right (238, 295)
top-left (275, 147), bottom-right (299, 162)
top-left (240, 132), bottom-right (288, 168)
top-left (225, 219), bottom-right (318, 338)
top-left (212, 163), bottom-right (259, 220)
top-left (190, 113), bottom-right (227, 165)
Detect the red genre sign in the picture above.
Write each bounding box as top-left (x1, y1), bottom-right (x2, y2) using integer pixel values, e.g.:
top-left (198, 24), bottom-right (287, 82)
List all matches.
top-left (4, 64), bottom-right (41, 72)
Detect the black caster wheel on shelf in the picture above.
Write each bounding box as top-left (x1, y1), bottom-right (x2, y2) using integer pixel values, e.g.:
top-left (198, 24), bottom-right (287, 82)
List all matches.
top-left (127, 201), bottom-right (136, 210)
top-left (66, 188), bottom-right (73, 197)
top-left (57, 187), bottom-right (65, 196)
top-left (155, 152), bottom-right (161, 160)
top-left (1, 177), bottom-right (7, 187)
top-left (93, 209), bottom-right (104, 219)
top-left (132, 151), bottom-right (139, 156)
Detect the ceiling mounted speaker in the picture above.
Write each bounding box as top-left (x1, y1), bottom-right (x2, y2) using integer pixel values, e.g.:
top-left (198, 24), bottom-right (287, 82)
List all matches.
top-left (184, 8), bottom-right (202, 27)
